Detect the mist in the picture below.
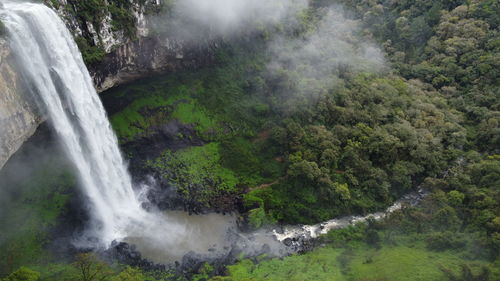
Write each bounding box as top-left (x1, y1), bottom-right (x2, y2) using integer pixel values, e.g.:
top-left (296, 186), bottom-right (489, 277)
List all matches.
top-left (268, 7), bottom-right (385, 81)
top-left (0, 125), bottom-right (79, 250)
top-left (150, 0), bottom-right (308, 40)
top-left (266, 6), bottom-right (387, 109)
top-left (150, 1), bottom-right (386, 100)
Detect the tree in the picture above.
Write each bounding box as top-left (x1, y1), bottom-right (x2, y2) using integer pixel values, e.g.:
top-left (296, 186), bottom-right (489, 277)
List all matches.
top-left (110, 267), bottom-right (146, 281)
top-left (440, 263), bottom-right (490, 281)
top-left (73, 253), bottom-right (112, 281)
top-left (3, 267), bottom-right (40, 281)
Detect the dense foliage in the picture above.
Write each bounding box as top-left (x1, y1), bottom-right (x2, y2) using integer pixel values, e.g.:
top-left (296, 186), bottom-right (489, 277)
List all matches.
top-left (210, 154), bottom-right (499, 280)
top-left (241, 0), bottom-right (499, 225)
top-left (337, 0), bottom-right (499, 151)
top-left (1, 253), bottom-right (174, 281)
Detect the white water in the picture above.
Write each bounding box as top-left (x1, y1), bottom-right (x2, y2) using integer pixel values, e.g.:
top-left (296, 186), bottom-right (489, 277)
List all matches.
top-left (0, 1), bottom-right (145, 246)
top-left (272, 189), bottom-right (428, 242)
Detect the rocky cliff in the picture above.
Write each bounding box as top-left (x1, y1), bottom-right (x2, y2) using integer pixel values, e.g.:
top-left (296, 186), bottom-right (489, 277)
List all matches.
top-left (0, 38), bottom-right (43, 169)
top-left (46, 0), bottom-right (217, 92)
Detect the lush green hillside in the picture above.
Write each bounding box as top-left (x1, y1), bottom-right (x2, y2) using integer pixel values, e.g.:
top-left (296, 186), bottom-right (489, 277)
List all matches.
top-left (211, 155), bottom-right (499, 280)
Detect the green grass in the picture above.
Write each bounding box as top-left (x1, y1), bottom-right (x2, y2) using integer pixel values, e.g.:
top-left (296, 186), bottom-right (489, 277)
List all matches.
top-left (107, 42), bottom-right (270, 144)
top-left (226, 248), bottom-right (345, 281)
top-left (215, 242), bottom-right (493, 281)
top-left (173, 143), bottom-right (239, 192)
top-left (111, 95), bottom-right (171, 140)
top-left (346, 245), bottom-right (465, 281)
top-left (110, 85), bottom-right (224, 142)
top-left (107, 43), bottom-right (285, 210)
top-left (146, 132), bottom-right (285, 209)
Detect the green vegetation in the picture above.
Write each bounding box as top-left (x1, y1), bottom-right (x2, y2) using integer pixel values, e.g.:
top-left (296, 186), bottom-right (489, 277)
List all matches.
top-left (64, 0), bottom-right (137, 38)
top-left (107, 42), bottom-right (285, 211)
top-left (110, 91), bottom-right (222, 142)
top-left (211, 153), bottom-right (500, 280)
top-left (106, 0), bottom-right (498, 227)
top-left (75, 36), bottom-right (106, 66)
top-left (1, 253), bottom-right (174, 281)
top-left (3, 267), bottom-right (40, 281)
top-left (2, 0), bottom-right (499, 280)
top-left (213, 245), bottom-right (475, 281)
top-left (148, 143), bottom-right (240, 209)
top-left (45, 0), bottom-right (147, 65)
top-left (337, 0), bottom-right (499, 151)
top-left (0, 160), bottom-right (75, 275)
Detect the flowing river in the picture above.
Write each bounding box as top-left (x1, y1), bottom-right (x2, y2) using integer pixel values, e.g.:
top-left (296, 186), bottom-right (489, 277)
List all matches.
top-left (126, 189), bottom-right (428, 264)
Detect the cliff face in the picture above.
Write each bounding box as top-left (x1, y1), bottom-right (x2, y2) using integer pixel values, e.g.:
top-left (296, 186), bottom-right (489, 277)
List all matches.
top-left (46, 0), bottom-right (217, 92)
top-left (91, 36), bottom-right (218, 92)
top-left (46, 0), bottom-right (159, 52)
top-left (0, 39), bottom-right (43, 170)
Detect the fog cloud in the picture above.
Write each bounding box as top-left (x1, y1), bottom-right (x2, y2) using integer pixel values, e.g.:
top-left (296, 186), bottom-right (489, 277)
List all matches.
top-left (261, 6), bottom-right (386, 112)
top-left (150, 0), bottom-right (308, 40)
top-left (268, 7), bottom-right (386, 88)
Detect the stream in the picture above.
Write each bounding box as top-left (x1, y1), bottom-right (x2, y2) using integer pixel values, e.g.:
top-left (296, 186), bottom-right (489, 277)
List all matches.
top-left (123, 188), bottom-right (428, 265)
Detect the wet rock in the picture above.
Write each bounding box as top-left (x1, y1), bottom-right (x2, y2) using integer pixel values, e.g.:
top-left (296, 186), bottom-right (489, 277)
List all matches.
top-left (103, 241), bottom-right (166, 272)
top-left (283, 238), bottom-right (293, 247)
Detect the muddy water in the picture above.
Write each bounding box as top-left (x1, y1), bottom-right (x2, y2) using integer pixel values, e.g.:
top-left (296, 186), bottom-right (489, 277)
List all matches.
top-left (124, 211), bottom-right (238, 263)
top-left (125, 189), bottom-right (427, 265)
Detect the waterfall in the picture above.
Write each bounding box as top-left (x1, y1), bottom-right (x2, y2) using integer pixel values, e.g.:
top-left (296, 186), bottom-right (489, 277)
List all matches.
top-left (0, 1), bottom-right (223, 259)
top-left (0, 1), bottom-right (145, 246)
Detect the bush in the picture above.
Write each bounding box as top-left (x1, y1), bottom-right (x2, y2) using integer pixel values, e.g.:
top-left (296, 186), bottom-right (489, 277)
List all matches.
top-left (247, 207), bottom-right (275, 229)
top-left (425, 232), bottom-right (467, 251)
top-left (74, 36), bottom-right (105, 66)
top-left (3, 267), bottom-right (40, 281)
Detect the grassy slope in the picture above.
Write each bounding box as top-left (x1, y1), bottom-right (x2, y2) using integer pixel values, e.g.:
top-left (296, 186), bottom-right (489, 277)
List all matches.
top-left (216, 242), bottom-right (491, 281)
top-left (110, 85), bottom-right (223, 142)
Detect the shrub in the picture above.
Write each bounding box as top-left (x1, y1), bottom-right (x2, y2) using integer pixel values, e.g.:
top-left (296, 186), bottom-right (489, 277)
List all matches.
top-left (425, 232), bottom-right (467, 251)
top-left (74, 36), bottom-right (106, 66)
top-left (3, 267), bottom-right (40, 281)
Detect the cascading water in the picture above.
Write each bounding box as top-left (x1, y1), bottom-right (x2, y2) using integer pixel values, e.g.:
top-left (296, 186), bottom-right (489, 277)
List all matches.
top-left (0, 1), bottom-right (145, 246)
